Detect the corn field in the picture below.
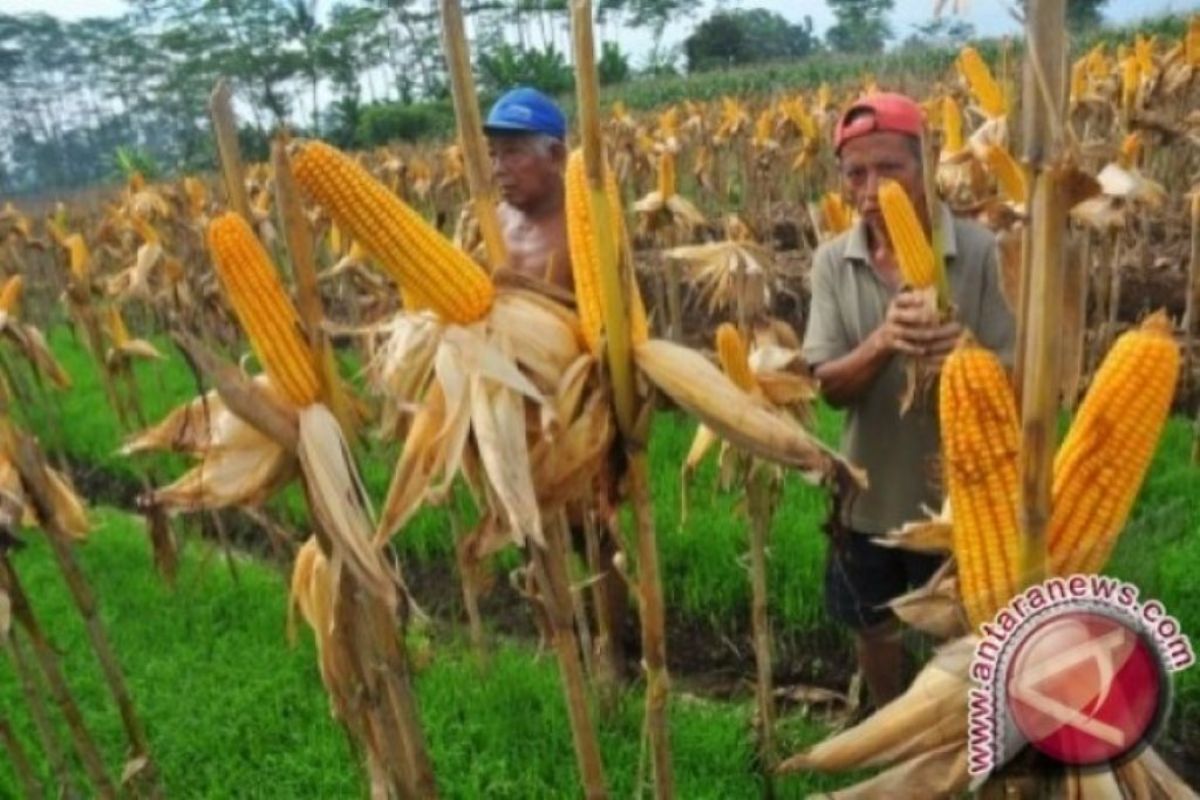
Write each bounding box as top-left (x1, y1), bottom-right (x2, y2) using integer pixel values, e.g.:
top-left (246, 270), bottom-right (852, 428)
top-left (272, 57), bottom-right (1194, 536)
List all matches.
top-left (0, 5), bottom-right (1199, 798)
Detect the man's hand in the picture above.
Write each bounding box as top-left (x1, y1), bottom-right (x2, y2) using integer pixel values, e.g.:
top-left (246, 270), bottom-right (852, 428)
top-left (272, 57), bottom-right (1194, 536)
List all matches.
top-left (876, 290), bottom-right (939, 356)
top-left (922, 319), bottom-right (964, 368)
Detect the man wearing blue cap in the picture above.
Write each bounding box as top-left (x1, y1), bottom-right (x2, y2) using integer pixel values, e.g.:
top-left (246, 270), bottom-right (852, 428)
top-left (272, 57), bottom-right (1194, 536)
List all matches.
top-left (484, 86), bottom-right (573, 292)
top-left (485, 86), bottom-right (634, 677)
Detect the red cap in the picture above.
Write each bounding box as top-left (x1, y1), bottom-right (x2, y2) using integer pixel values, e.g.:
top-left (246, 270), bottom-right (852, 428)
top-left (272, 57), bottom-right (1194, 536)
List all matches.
top-left (834, 92), bottom-right (925, 153)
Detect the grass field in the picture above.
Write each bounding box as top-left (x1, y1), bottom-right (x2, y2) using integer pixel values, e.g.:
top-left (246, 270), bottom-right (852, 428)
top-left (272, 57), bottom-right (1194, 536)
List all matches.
top-left (2, 321), bottom-right (1198, 795)
top-left (0, 508), bottom-right (839, 798)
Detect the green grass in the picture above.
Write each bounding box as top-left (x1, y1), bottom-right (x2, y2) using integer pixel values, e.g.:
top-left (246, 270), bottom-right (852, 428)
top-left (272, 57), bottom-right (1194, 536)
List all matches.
top-left (4, 320), bottom-right (1199, 795)
top-left (0, 509), bottom-right (834, 798)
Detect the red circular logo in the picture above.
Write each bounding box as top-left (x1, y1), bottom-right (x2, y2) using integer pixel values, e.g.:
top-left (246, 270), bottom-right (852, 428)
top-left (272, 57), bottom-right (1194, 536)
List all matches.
top-left (1005, 611), bottom-right (1163, 766)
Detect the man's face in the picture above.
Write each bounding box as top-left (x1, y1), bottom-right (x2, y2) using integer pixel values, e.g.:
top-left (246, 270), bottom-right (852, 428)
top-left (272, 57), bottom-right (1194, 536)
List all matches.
top-left (488, 134), bottom-right (564, 210)
top-left (838, 130), bottom-right (924, 230)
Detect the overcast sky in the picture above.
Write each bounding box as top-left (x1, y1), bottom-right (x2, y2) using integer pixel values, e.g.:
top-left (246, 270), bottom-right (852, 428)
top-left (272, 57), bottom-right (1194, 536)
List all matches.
top-left (0, 0), bottom-right (1195, 62)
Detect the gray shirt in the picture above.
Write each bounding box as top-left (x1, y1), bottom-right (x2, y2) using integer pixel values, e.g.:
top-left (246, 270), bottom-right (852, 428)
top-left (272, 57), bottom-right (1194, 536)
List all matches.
top-left (802, 206), bottom-right (1015, 534)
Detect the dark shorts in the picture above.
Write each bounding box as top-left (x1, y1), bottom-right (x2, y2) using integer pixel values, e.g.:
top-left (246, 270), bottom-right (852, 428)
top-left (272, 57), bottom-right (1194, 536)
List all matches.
top-left (825, 530), bottom-right (945, 630)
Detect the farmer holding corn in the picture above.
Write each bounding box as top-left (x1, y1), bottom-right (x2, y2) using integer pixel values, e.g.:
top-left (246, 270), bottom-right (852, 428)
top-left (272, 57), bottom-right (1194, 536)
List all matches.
top-left (484, 87), bottom-right (575, 292)
top-left (484, 86), bottom-right (633, 674)
top-left (802, 92), bottom-right (1015, 710)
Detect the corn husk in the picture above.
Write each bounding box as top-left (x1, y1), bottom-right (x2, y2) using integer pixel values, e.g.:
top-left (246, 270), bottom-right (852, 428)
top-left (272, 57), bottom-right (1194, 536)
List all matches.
top-left (779, 636), bottom-right (974, 774)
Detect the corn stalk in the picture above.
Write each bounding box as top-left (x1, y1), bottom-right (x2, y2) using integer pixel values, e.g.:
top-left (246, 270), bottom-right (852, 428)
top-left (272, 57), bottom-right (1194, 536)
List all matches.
top-left (1187, 193), bottom-right (1200, 462)
top-left (0, 555), bottom-right (116, 798)
top-left (208, 94), bottom-right (436, 799)
top-left (1, 626), bottom-right (75, 797)
top-left (0, 717), bottom-right (42, 798)
top-left (1015, 0), bottom-right (1068, 589)
top-left (209, 80), bottom-right (252, 222)
top-left (572, 2), bottom-right (673, 796)
top-left (439, 0), bottom-right (507, 271)
top-left (3, 422), bottom-right (163, 797)
top-left (529, 512), bottom-right (608, 799)
top-left (745, 462), bottom-right (778, 782)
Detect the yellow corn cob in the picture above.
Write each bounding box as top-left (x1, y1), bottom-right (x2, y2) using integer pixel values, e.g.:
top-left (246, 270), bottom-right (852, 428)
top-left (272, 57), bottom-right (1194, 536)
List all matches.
top-left (982, 145), bottom-right (1027, 205)
top-left (820, 192), bottom-right (853, 236)
top-left (657, 150), bottom-right (677, 200)
top-left (105, 304), bottom-right (130, 347)
top-left (1188, 15), bottom-right (1200, 66)
top-left (1070, 57), bottom-right (1089, 104)
top-left (64, 234), bottom-right (90, 282)
top-left (1086, 43), bottom-right (1109, 77)
top-left (1118, 133), bottom-right (1142, 169)
top-left (1049, 312), bottom-right (1179, 576)
top-left (941, 97), bottom-right (964, 155)
top-left (939, 335), bottom-right (1021, 629)
top-left (817, 83), bottom-right (832, 111)
top-left (565, 149), bottom-right (649, 355)
top-left (0, 276), bottom-right (23, 316)
top-left (1134, 35), bottom-right (1155, 75)
top-left (206, 212), bottom-right (321, 408)
top-left (956, 47), bottom-right (1006, 118)
top-left (132, 216), bottom-right (160, 246)
top-left (878, 180), bottom-right (936, 288)
top-left (715, 323), bottom-right (756, 393)
top-left (290, 140), bottom-right (494, 324)
top-left (1121, 55), bottom-right (1140, 118)
top-left (183, 176), bottom-right (207, 218)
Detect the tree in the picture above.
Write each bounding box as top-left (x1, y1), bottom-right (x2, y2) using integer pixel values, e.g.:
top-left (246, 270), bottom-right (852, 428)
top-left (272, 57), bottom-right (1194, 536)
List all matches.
top-left (1066, 0), bottom-right (1107, 30)
top-left (683, 8), bottom-right (819, 73)
top-left (899, 16), bottom-right (975, 51)
top-left (624, 0), bottom-right (703, 65)
top-left (825, 0), bottom-right (893, 54)
top-left (477, 42), bottom-right (573, 95)
top-left (598, 41), bottom-right (632, 85)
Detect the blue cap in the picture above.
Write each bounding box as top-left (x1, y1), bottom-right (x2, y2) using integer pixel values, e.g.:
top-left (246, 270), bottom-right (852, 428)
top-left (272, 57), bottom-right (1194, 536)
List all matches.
top-left (484, 87), bottom-right (567, 140)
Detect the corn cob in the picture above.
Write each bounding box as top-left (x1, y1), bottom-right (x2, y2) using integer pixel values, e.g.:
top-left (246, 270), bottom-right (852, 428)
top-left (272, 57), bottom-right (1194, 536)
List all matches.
top-left (1134, 35), bottom-right (1155, 75)
top-left (64, 234), bottom-right (90, 282)
top-left (1119, 133), bottom-right (1142, 169)
top-left (939, 335), bottom-right (1021, 629)
top-left (941, 97), bottom-right (964, 155)
top-left (1070, 56), bottom-right (1089, 104)
top-left (1121, 54), bottom-right (1140, 118)
top-left (0, 276), bottom-right (23, 315)
top-left (956, 47), bottom-right (1006, 118)
top-left (878, 180), bottom-right (936, 289)
top-left (982, 145), bottom-right (1027, 205)
top-left (290, 140), bottom-right (493, 324)
top-left (657, 150), bottom-right (677, 200)
top-left (565, 149), bottom-right (649, 354)
top-left (207, 212), bottom-right (321, 408)
top-left (105, 304), bottom-right (131, 347)
top-left (820, 192), bottom-right (852, 236)
top-left (715, 324), bottom-right (756, 393)
top-left (1049, 312), bottom-right (1179, 576)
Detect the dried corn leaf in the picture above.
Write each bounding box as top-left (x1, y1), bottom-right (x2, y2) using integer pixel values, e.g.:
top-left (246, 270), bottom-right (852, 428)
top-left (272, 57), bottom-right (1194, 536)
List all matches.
top-left (635, 338), bottom-right (864, 488)
top-left (821, 739), bottom-right (968, 799)
top-left (297, 404), bottom-right (396, 605)
top-left (889, 575), bottom-right (966, 640)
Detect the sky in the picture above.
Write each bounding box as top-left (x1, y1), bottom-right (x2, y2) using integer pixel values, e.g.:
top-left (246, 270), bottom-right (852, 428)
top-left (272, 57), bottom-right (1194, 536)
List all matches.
top-left (0, 0), bottom-right (1195, 62)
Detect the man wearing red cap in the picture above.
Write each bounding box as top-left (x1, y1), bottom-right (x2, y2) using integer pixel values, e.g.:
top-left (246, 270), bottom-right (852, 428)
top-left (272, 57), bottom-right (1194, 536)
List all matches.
top-left (803, 92), bottom-right (1014, 709)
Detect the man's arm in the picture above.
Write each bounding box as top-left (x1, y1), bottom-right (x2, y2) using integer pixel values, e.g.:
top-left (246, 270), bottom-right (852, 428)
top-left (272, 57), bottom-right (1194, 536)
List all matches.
top-left (802, 247), bottom-right (941, 408)
top-left (814, 292), bottom-right (939, 407)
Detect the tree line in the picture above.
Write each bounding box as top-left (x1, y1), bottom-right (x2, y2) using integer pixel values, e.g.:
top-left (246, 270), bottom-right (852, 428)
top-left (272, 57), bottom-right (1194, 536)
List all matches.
top-left (0, 0), bottom-right (1107, 196)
